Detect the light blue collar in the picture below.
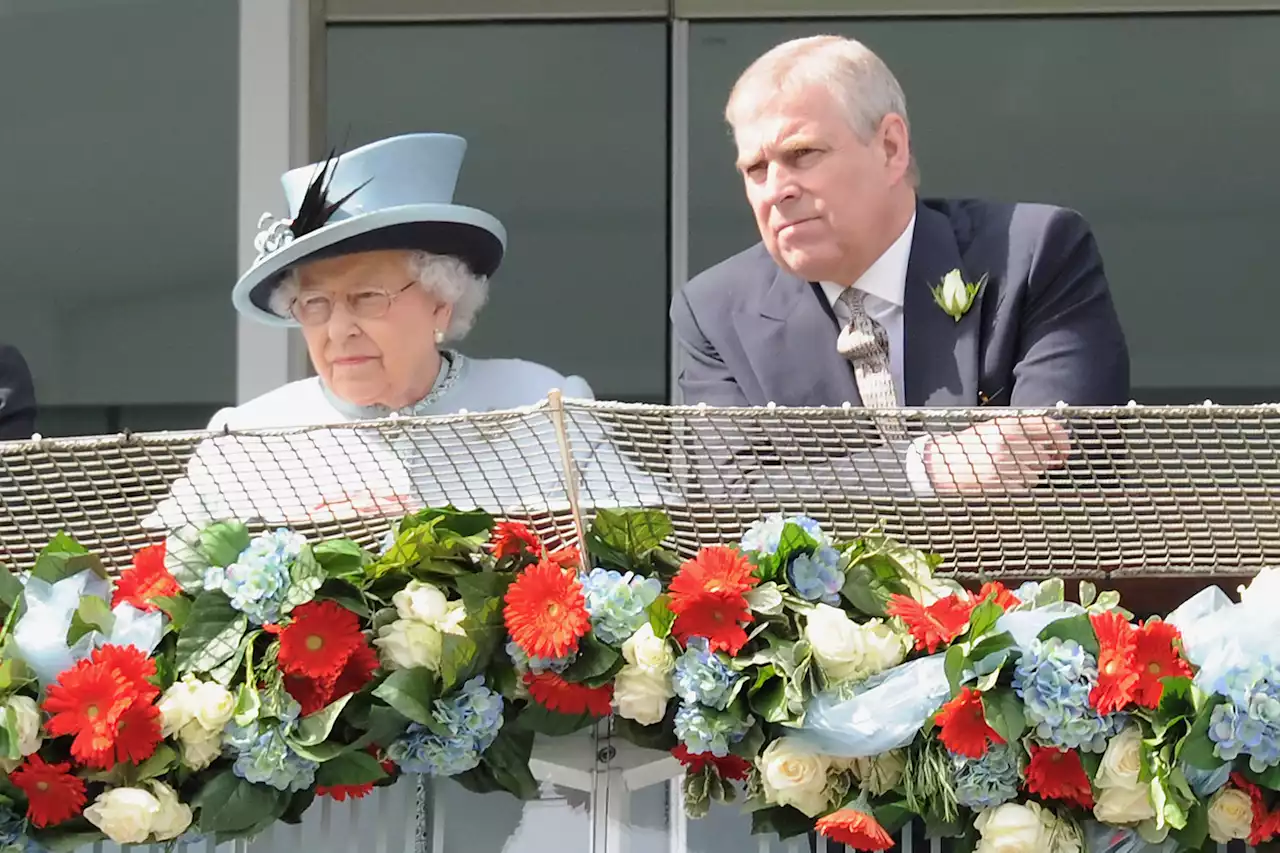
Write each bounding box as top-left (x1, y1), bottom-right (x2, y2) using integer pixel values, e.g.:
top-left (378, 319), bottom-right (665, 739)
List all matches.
top-left (320, 349), bottom-right (468, 420)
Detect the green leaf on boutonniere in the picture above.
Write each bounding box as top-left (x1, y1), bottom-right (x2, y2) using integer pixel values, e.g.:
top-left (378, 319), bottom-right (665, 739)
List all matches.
top-left (931, 269), bottom-right (987, 322)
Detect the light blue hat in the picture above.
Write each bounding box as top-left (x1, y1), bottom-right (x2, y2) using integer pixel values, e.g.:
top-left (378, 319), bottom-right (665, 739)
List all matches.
top-left (232, 133), bottom-right (507, 327)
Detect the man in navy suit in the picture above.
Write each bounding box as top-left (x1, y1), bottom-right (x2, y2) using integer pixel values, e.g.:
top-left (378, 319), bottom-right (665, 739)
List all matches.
top-left (0, 345), bottom-right (35, 441)
top-left (671, 35), bottom-right (1128, 495)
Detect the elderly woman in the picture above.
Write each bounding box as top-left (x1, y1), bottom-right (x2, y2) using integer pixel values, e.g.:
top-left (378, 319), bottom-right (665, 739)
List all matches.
top-left (215, 132), bottom-right (590, 428)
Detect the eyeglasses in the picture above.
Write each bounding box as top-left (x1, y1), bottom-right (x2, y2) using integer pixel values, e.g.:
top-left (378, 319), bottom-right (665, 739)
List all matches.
top-left (289, 281), bottom-right (416, 326)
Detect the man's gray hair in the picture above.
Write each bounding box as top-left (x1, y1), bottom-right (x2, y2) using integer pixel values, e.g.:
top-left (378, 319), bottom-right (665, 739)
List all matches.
top-left (725, 35), bottom-right (918, 184)
top-left (269, 250), bottom-right (490, 341)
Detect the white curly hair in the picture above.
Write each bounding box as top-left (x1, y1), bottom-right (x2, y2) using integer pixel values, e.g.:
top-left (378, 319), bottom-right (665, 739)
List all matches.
top-left (269, 250), bottom-right (490, 342)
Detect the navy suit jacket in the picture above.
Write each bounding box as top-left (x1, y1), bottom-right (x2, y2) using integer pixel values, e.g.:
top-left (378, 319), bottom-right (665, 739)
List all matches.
top-left (672, 199), bottom-right (1130, 409)
top-left (0, 345), bottom-right (36, 441)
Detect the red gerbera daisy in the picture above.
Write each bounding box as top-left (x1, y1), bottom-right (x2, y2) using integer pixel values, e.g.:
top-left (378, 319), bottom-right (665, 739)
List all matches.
top-left (667, 547), bottom-right (758, 655)
top-left (286, 637), bottom-right (380, 716)
top-left (284, 672), bottom-right (334, 717)
top-left (43, 658), bottom-right (134, 765)
top-left (9, 755), bottom-right (87, 828)
top-left (1132, 620), bottom-right (1192, 709)
top-left (504, 559), bottom-right (590, 660)
top-left (318, 781), bottom-right (376, 801)
top-left (1089, 611), bottom-right (1139, 714)
top-left (279, 600), bottom-right (364, 680)
top-left (87, 701), bottom-right (163, 768)
top-left (886, 593), bottom-right (974, 653)
top-left (1024, 744), bottom-right (1094, 809)
top-left (1230, 773), bottom-right (1279, 845)
top-left (91, 644), bottom-right (160, 702)
top-left (490, 521), bottom-right (542, 559)
top-left (976, 581), bottom-right (1020, 611)
top-left (332, 640), bottom-right (379, 699)
top-left (525, 671), bottom-right (614, 717)
top-left (933, 688), bottom-right (1003, 759)
top-left (545, 546), bottom-right (582, 571)
top-left (671, 743), bottom-right (751, 780)
top-left (112, 542), bottom-right (181, 612)
top-left (815, 809), bottom-right (894, 851)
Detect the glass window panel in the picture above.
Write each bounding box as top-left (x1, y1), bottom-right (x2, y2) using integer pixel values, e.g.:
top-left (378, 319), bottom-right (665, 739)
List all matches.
top-left (326, 21), bottom-right (670, 403)
top-left (0, 0), bottom-right (239, 436)
top-left (687, 15), bottom-right (1280, 402)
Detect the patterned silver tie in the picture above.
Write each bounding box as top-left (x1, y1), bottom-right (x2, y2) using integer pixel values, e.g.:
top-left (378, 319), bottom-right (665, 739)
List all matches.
top-left (835, 287), bottom-right (900, 409)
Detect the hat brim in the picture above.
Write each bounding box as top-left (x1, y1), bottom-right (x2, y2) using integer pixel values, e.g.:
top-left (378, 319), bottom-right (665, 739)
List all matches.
top-left (232, 204), bottom-right (506, 327)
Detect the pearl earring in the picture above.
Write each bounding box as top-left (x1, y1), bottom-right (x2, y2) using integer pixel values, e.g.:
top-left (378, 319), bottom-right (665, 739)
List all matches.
top-left (434, 328), bottom-right (444, 344)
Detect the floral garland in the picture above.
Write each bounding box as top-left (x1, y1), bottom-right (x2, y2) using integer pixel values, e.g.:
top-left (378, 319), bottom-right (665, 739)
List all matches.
top-left (0, 507), bottom-right (1273, 852)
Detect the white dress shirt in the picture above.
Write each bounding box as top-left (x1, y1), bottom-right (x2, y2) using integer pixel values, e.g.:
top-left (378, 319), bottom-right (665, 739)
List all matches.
top-left (819, 212), bottom-right (916, 405)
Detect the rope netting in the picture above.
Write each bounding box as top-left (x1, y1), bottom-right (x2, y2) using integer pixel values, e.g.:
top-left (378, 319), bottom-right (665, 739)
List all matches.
top-left (1, 396), bottom-right (1277, 578)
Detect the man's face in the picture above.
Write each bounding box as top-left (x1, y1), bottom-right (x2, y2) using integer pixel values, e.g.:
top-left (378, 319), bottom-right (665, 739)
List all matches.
top-left (734, 84), bottom-right (911, 284)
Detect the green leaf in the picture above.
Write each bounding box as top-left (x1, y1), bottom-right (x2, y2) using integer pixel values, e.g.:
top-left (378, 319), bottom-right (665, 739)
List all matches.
top-left (0, 566), bottom-right (23, 609)
top-left (562, 634), bottom-right (622, 686)
top-left (176, 591), bottom-right (248, 675)
top-left (1078, 580), bottom-right (1097, 608)
top-left (294, 694), bottom-right (354, 746)
top-left (152, 595), bottom-right (192, 631)
top-left (439, 633), bottom-right (479, 694)
top-left (591, 509), bottom-right (672, 562)
top-left (372, 668), bottom-right (438, 727)
top-left (317, 581), bottom-right (369, 619)
top-left (233, 682), bottom-right (261, 727)
top-left (1037, 613), bottom-right (1099, 657)
top-left (27, 830), bottom-right (106, 853)
top-left (516, 703), bottom-right (598, 735)
top-left (748, 671), bottom-right (791, 723)
top-left (31, 534), bottom-right (103, 585)
top-left (968, 632), bottom-right (1017, 670)
top-left (283, 546), bottom-right (324, 612)
top-left (1170, 802), bottom-right (1209, 850)
top-left (455, 572), bottom-right (514, 619)
top-left (483, 724), bottom-right (539, 800)
top-left (135, 744), bottom-right (178, 781)
top-left (965, 599), bottom-right (1003, 642)
top-left (745, 581), bottom-right (784, 616)
top-left (313, 539), bottom-right (371, 579)
top-left (195, 771), bottom-right (288, 834)
top-left (314, 751), bottom-right (388, 787)
top-left (749, 805), bottom-right (812, 839)
top-left (944, 645), bottom-right (967, 696)
top-left (648, 595), bottom-right (676, 639)
top-left (67, 594), bottom-right (114, 645)
top-left (982, 689), bottom-right (1026, 744)
top-left (1243, 762), bottom-right (1280, 790)
top-left (613, 714), bottom-right (677, 751)
top-left (199, 522), bottom-right (251, 569)
top-left (280, 789), bottom-right (317, 825)
top-left (357, 705), bottom-right (411, 748)
top-left (1178, 696), bottom-right (1226, 771)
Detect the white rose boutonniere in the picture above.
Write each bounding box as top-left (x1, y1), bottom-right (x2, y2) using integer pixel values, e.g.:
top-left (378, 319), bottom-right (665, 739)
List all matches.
top-left (932, 268), bottom-right (986, 322)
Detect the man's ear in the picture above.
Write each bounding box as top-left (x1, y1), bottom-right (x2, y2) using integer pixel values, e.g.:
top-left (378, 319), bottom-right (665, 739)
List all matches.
top-left (879, 113), bottom-right (912, 184)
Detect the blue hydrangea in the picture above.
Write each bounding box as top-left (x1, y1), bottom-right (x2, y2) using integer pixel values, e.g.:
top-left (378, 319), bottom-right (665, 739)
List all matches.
top-left (1207, 659), bottom-right (1280, 772)
top-left (787, 546), bottom-right (843, 604)
top-left (226, 722), bottom-right (318, 792)
top-left (673, 637), bottom-right (741, 710)
top-left (0, 807), bottom-right (43, 853)
top-left (674, 702), bottom-right (750, 757)
top-left (579, 568), bottom-right (663, 645)
top-left (388, 676), bottom-right (505, 775)
top-left (953, 743), bottom-right (1020, 809)
top-left (740, 514), bottom-right (827, 555)
top-left (203, 528), bottom-right (307, 625)
top-left (506, 639), bottom-right (575, 674)
top-left (1013, 637), bottom-right (1125, 752)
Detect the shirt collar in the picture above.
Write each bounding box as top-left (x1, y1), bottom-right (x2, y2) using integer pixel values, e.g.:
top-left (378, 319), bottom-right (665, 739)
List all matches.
top-left (820, 211), bottom-right (916, 308)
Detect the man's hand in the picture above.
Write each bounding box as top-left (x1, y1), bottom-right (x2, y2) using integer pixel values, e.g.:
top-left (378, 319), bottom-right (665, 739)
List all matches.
top-left (924, 415), bottom-right (1071, 494)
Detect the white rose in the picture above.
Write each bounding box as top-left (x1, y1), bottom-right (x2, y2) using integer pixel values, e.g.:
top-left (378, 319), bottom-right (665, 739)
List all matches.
top-left (622, 624), bottom-right (675, 676)
top-left (84, 787), bottom-right (162, 845)
top-left (180, 732), bottom-right (223, 770)
top-left (375, 618), bottom-right (443, 671)
top-left (612, 667), bottom-right (674, 726)
top-left (190, 681), bottom-right (235, 734)
top-left (157, 677), bottom-right (201, 738)
top-left (804, 605), bottom-right (908, 685)
top-left (845, 749), bottom-right (906, 796)
top-left (1207, 787), bottom-right (1252, 843)
top-left (1094, 782), bottom-right (1156, 825)
top-left (1096, 725), bottom-right (1144, 789)
top-left (147, 781), bottom-right (193, 842)
top-left (393, 580), bottom-right (450, 624)
top-left (757, 737), bottom-right (831, 818)
top-left (974, 802), bottom-right (1051, 853)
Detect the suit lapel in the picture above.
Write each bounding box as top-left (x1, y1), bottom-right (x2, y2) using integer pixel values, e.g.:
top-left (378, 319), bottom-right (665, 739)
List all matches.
top-left (903, 204), bottom-right (981, 407)
top-left (734, 268), bottom-right (862, 407)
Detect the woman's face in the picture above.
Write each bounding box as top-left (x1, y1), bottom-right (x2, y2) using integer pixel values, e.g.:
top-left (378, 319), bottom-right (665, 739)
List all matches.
top-left (292, 250), bottom-right (453, 409)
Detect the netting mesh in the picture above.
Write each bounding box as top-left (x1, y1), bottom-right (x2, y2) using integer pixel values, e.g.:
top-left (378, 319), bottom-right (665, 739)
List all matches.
top-left (2, 397), bottom-right (1278, 578)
